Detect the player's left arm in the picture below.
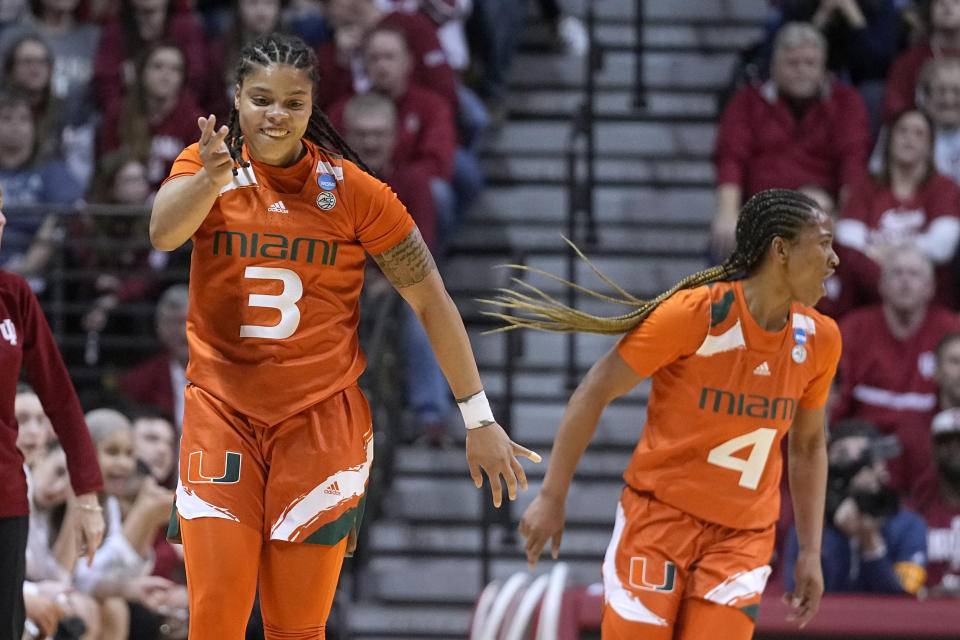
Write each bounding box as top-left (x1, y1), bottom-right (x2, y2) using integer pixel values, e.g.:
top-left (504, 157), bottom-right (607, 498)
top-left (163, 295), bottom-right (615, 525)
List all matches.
top-left (784, 404), bottom-right (828, 627)
top-left (371, 228), bottom-right (540, 507)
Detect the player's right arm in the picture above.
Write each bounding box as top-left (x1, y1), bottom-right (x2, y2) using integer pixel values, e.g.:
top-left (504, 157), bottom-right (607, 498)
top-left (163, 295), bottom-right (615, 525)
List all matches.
top-left (519, 347), bottom-right (642, 568)
top-left (150, 115), bottom-right (234, 251)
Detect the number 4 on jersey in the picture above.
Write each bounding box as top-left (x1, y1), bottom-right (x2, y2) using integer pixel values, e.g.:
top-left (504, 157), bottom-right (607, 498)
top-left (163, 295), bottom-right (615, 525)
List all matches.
top-left (706, 428), bottom-right (777, 489)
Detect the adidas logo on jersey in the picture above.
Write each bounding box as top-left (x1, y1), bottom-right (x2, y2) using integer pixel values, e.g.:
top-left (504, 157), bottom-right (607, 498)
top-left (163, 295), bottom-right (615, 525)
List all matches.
top-left (753, 361), bottom-right (771, 376)
top-left (324, 481), bottom-right (341, 496)
top-left (267, 200), bottom-right (289, 213)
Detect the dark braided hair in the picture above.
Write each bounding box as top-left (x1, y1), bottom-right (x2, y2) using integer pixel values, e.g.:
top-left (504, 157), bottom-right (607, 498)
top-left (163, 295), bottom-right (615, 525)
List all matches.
top-left (226, 32), bottom-right (373, 175)
top-left (483, 188), bottom-right (822, 335)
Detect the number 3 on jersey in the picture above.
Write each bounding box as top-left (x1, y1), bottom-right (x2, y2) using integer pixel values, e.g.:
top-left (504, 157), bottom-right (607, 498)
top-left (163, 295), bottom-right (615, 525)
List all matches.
top-left (706, 428), bottom-right (777, 490)
top-left (239, 266), bottom-right (303, 339)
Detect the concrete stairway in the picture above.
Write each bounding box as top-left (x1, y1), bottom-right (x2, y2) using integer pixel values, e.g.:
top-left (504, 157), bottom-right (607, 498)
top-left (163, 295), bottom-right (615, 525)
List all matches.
top-left (344, 0), bottom-right (765, 637)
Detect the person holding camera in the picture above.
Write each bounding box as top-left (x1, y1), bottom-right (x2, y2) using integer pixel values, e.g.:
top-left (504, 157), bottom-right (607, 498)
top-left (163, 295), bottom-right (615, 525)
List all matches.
top-left (783, 419), bottom-right (928, 594)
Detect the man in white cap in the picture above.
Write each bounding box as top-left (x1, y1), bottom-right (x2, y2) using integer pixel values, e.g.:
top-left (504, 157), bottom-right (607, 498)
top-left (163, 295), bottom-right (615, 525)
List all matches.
top-left (909, 408), bottom-right (960, 596)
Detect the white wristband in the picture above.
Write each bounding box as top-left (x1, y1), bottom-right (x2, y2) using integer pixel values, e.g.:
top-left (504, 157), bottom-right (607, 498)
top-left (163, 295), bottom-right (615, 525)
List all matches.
top-left (457, 390), bottom-right (496, 430)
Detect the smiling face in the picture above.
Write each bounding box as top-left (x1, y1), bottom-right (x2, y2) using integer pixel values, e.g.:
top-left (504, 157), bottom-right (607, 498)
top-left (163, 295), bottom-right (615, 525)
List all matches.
top-left (779, 210), bottom-right (839, 306)
top-left (133, 416), bottom-right (175, 482)
top-left (97, 427), bottom-right (136, 497)
top-left (235, 63), bottom-right (313, 166)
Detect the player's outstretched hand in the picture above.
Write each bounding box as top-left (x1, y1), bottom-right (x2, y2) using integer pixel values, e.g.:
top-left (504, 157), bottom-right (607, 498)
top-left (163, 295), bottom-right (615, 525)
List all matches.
top-left (518, 492), bottom-right (565, 569)
top-left (465, 423), bottom-right (540, 508)
top-left (784, 549), bottom-right (824, 628)
top-left (197, 114), bottom-right (234, 190)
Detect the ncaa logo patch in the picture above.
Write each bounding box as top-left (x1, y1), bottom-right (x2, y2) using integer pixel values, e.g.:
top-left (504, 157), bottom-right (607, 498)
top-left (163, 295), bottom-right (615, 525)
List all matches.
top-left (316, 192), bottom-right (337, 210)
top-left (317, 174), bottom-right (336, 191)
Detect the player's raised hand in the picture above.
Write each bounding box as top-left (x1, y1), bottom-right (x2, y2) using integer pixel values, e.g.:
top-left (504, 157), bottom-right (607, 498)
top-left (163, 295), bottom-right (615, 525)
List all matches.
top-left (466, 423), bottom-right (540, 508)
top-left (197, 114), bottom-right (233, 189)
top-left (518, 492), bottom-right (565, 569)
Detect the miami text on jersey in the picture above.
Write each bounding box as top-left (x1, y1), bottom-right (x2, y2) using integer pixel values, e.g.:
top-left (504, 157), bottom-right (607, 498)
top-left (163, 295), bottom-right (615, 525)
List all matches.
top-left (213, 230), bottom-right (339, 265)
top-left (699, 387), bottom-right (798, 421)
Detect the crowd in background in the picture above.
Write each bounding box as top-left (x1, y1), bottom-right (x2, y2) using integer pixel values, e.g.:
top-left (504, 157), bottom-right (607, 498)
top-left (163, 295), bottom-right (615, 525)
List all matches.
top-left (5, 0), bottom-right (960, 638)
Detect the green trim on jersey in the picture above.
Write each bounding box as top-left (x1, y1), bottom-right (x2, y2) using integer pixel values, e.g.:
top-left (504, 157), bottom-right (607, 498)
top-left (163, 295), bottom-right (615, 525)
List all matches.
top-left (710, 290), bottom-right (736, 327)
top-left (739, 603), bottom-right (759, 622)
top-left (167, 500), bottom-right (181, 544)
top-left (302, 494), bottom-right (367, 546)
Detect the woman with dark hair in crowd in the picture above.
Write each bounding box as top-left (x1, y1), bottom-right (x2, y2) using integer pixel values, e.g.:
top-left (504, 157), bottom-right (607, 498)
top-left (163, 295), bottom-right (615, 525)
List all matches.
top-left (92, 0), bottom-right (209, 113)
top-left (67, 148), bottom-right (165, 374)
top-left (0, 90), bottom-right (81, 290)
top-left (99, 43), bottom-right (205, 190)
top-left (836, 107), bottom-right (960, 311)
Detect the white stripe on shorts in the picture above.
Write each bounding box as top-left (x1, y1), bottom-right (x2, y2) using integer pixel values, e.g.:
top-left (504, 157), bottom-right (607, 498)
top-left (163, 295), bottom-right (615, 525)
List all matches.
top-left (703, 565), bottom-right (772, 607)
top-left (269, 433), bottom-right (374, 542)
top-left (175, 481), bottom-right (241, 522)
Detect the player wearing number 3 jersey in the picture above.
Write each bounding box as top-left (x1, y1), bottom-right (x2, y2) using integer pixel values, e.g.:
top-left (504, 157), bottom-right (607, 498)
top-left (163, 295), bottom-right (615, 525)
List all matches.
top-left (493, 189), bottom-right (841, 639)
top-left (149, 33), bottom-right (537, 639)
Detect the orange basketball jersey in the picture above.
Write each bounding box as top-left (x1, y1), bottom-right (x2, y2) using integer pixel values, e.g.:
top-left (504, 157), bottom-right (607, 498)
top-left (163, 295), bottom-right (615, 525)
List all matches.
top-left (616, 280), bottom-right (841, 530)
top-left (166, 141), bottom-right (415, 425)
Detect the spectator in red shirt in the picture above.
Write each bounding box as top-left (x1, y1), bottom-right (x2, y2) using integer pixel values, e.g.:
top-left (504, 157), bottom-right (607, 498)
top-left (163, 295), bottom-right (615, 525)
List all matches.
top-left (833, 246), bottom-right (960, 494)
top-left (99, 43), bottom-right (205, 190)
top-left (909, 407), bottom-right (960, 596)
top-left (315, 0), bottom-right (458, 112)
top-left (329, 26), bottom-right (458, 245)
top-left (342, 91), bottom-right (438, 248)
top-left (342, 90), bottom-right (452, 445)
top-left (119, 284), bottom-right (188, 432)
top-left (835, 108), bottom-right (960, 310)
top-left (92, 0), bottom-right (210, 114)
top-left (885, 0), bottom-right (960, 124)
top-left (712, 21), bottom-right (871, 258)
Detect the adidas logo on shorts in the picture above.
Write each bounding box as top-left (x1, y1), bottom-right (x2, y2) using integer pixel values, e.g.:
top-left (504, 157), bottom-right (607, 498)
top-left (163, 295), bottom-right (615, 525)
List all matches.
top-left (324, 481), bottom-right (342, 496)
top-left (753, 361), bottom-right (771, 376)
top-left (267, 200), bottom-right (289, 213)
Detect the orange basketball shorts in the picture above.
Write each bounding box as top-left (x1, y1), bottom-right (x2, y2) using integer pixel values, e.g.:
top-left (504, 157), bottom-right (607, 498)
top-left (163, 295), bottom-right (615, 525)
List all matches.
top-left (601, 487), bottom-right (775, 632)
top-left (174, 382), bottom-right (373, 545)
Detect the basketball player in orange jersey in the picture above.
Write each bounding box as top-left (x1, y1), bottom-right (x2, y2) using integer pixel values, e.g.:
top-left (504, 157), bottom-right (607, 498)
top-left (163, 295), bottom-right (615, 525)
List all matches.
top-left (148, 33), bottom-right (538, 639)
top-left (495, 189), bottom-right (841, 639)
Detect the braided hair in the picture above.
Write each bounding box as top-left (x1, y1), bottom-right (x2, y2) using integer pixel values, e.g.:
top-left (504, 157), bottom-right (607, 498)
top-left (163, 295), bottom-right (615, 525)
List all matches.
top-left (484, 188), bottom-right (821, 335)
top-left (225, 32), bottom-right (373, 175)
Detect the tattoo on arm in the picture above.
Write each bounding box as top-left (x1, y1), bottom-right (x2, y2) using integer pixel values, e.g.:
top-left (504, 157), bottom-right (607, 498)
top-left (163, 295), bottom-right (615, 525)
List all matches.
top-left (371, 227), bottom-right (436, 288)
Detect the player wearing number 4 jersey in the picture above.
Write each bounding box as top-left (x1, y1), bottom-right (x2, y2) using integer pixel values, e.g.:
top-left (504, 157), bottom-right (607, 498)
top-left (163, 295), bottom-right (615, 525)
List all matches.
top-left (149, 33), bottom-right (538, 640)
top-left (491, 189), bottom-right (841, 639)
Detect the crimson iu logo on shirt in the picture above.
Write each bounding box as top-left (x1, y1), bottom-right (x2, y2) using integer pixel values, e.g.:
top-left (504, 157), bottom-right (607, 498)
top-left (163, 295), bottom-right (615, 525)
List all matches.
top-left (0, 319), bottom-right (17, 345)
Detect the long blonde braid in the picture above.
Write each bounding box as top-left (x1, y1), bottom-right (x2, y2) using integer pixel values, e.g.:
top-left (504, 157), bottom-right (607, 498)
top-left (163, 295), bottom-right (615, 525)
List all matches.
top-left (482, 189), bottom-right (820, 335)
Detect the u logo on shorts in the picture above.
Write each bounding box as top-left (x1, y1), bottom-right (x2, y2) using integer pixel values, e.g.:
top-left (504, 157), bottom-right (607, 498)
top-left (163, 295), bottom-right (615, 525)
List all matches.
top-left (187, 451), bottom-right (242, 484)
top-left (629, 557), bottom-right (677, 593)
